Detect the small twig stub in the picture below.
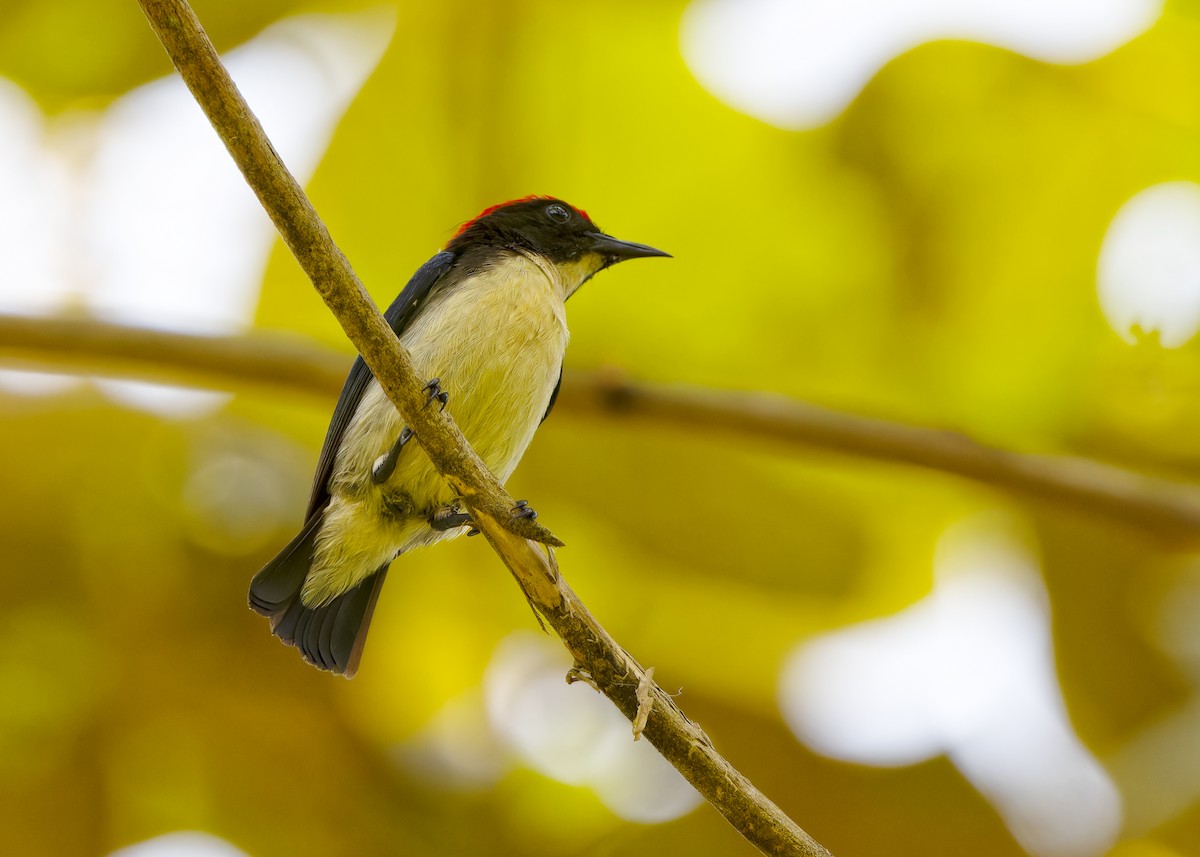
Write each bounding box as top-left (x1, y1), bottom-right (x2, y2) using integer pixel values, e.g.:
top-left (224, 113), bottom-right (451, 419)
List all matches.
top-left (633, 666), bottom-right (656, 741)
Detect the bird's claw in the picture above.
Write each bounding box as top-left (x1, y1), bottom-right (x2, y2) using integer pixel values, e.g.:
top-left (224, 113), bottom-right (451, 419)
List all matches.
top-left (423, 378), bottom-right (450, 411)
top-left (511, 500), bottom-right (537, 521)
top-left (430, 504), bottom-right (524, 537)
top-left (371, 426), bottom-right (413, 484)
top-left (429, 508), bottom-right (473, 532)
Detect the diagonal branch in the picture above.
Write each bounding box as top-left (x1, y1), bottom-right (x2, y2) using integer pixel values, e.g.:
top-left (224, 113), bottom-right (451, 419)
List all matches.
top-left (132, 2), bottom-right (833, 855)
top-left (4, 311), bottom-right (1200, 542)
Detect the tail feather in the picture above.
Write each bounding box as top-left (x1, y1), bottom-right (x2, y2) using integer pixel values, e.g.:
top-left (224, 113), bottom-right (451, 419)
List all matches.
top-left (331, 568), bottom-right (388, 677)
top-left (249, 512), bottom-right (389, 678)
top-left (271, 595), bottom-right (304, 643)
top-left (249, 512), bottom-right (323, 615)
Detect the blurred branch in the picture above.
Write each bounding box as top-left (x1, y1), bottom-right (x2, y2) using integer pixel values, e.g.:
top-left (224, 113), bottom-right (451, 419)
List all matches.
top-left (0, 313), bottom-right (348, 396)
top-left (132, 2), bottom-right (832, 856)
top-left (5, 312), bottom-right (1200, 541)
top-left (557, 373), bottom-right (1200, 540)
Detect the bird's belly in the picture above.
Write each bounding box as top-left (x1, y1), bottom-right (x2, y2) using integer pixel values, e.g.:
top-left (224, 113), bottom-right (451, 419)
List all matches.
top-left (307, 268), bottom-right (568, 606)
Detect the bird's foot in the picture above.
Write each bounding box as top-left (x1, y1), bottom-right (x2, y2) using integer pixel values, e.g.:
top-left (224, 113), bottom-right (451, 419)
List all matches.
top-left (371, 427), bottom-right (413, 484)
top-left (447, 498), bottom-right (560, 546)
top-left (429, 502), bottom-right (538, 536)
top-left (423, 377), bottom-right (450, 411)
top-left (430, 507), bottom-right (481, 537)
top-left (511, 500), bottom-right (537, 522)
top-left (430, 508), bottom-right (471, 531)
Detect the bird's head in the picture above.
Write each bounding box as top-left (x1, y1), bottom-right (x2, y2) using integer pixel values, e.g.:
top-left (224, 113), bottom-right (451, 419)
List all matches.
top-left (446, 196), bottom-right (668, 296)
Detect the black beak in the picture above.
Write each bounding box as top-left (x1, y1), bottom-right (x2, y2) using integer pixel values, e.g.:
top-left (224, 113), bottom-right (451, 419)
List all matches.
top-left (587, 232), bottom-right (671, 265)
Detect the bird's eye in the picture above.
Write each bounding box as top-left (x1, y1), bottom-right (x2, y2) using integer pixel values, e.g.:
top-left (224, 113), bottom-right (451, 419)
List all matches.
top-left (546, 203), bottom-right (571, 223)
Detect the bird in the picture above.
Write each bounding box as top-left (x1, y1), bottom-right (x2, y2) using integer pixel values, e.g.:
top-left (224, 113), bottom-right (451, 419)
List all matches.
top-left (248, 196), bottom-right (668, 677)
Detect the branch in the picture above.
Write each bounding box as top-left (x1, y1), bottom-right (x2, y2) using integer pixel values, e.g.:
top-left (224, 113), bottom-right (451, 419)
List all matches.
top-left (0, 313), bottom-right (348, 396)
top-left (559, 373), bottom-right (1200, 540)
top-left (132, 2), bottom-right (832, 855)
top-left (5, 312), bottom-right (1200, 542)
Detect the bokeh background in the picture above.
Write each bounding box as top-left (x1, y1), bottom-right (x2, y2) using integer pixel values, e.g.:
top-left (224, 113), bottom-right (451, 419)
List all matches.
top-left (4, 0), bottom-right (1200, 855)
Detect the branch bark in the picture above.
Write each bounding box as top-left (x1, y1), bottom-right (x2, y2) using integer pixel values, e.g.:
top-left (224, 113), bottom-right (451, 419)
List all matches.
top-left (131, 2), bottom-right (832, 855)
top-left (4, 311), bottom-right (1200, 542)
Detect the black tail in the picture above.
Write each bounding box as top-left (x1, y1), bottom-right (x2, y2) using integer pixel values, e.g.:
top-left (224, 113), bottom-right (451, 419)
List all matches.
top-left (249, 512), bottom-right (388, 678)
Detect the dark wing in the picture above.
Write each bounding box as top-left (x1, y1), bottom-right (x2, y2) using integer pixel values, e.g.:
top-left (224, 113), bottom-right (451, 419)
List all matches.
top-left (541, 365), bottom-right (562, 424)
top-left (304, 250), bottom-right (456, 518)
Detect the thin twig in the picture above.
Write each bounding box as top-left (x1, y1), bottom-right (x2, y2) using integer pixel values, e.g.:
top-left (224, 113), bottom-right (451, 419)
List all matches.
top-left (131, 2), bottom-right (832, 855)
top-left (4, 312), bottom-right (1200, 542)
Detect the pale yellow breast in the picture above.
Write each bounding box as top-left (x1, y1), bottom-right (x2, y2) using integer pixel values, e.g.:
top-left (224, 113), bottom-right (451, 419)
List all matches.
top-left (332, 252), bottom-right (568, 510)
top-left (404, 253), bottom-right (569, 480)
